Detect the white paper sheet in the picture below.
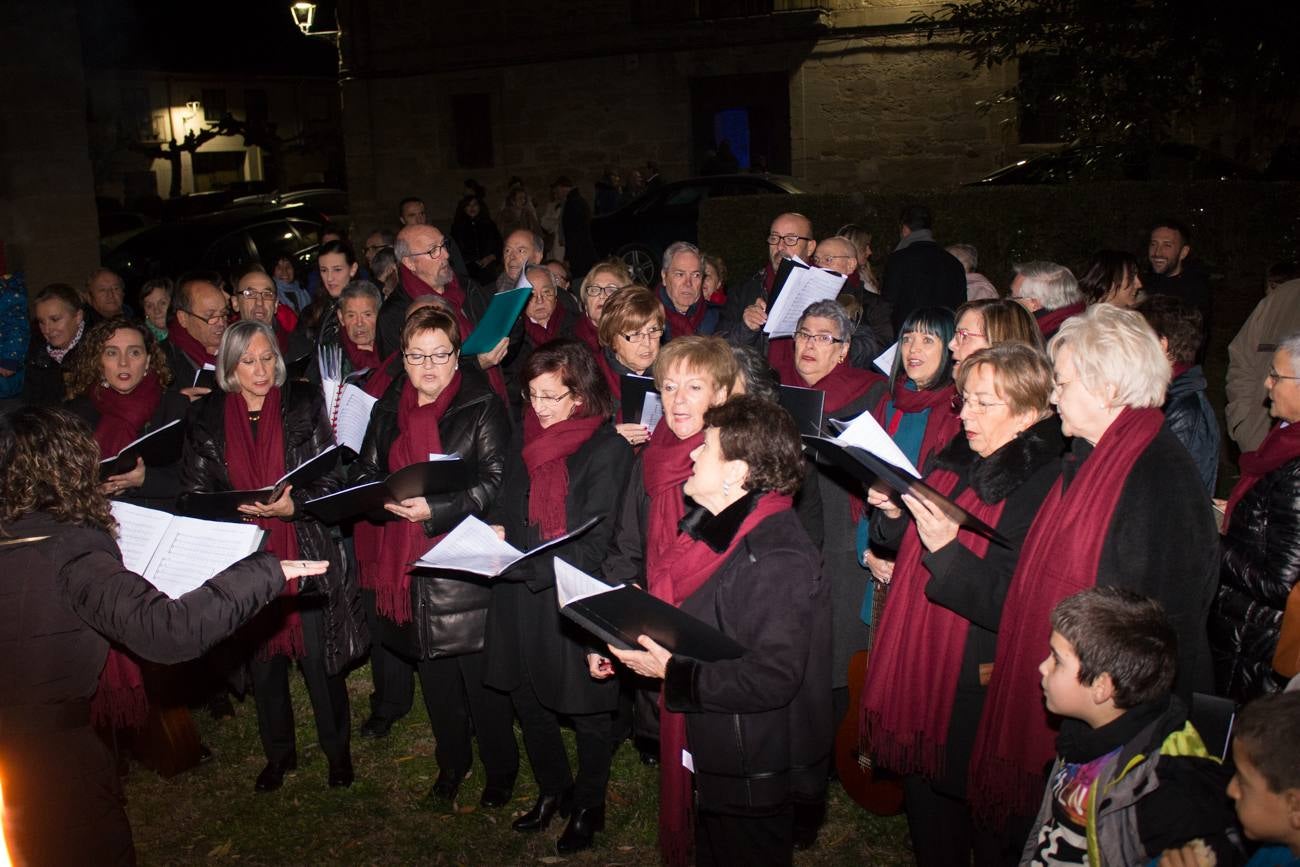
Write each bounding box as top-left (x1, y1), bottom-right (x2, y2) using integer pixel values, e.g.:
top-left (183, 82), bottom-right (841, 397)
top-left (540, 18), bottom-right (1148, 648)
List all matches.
top-left (112, 502), bottom-right (265, 598)
top-left (873, 342), bottom-right (898, 375)
top-left (101, 418), bottom-right (183, 466)
top-left (332, 384), bottom-right (378, 453)
top-left (554, 557), bottom-right (622, 609)
top-left (639, 392), bottom-right (664, 433)
top-left (415, 515), bottom-right (601, 577)
top-left (832, 408), bottom-right (922, 478)
top-left (763, 265), bottom-right (846, 338)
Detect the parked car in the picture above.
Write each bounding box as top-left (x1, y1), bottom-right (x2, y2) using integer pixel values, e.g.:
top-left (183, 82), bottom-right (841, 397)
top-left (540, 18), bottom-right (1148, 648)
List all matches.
top-left (591, 174), bottom-right (804, 284)
top-left (967, 143), bottom-right (1261, 185)
top-left (233, 187), bottom-right (350, 225)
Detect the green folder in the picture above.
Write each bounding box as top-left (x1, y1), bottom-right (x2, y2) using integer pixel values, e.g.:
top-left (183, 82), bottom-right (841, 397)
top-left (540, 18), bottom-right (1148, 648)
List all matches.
top-left (461, 285), bottom-right (532, 355)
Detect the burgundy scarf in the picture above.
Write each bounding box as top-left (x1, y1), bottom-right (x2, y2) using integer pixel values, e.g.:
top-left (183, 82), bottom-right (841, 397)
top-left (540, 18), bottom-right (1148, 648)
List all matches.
top-left (225, 387), bottom-right (304, 660)
top-left (341, 327), bottom-right (381, 373)
top-left (661, 289), bottom-right (708, 339)
top-left (351, 353), bottom-right (402, 593)
top-left (91, 370), bottom-right (162, 458)
top-left (596, 349), bottom-right (623, 397)
top-left (91, 647), bottom-right (147, 730)
top-left (768, 337), bottom-right (798, 384)
top-left (646, 492), bottom-right (794, 867)
top-left (761, 262), bottom-right (778, 296)
top-left (642, 424), bottom-right (705, 580)
top-left (967, 407), bottom-right (1164, 823)
top-left (399, 265), bottom-right (508, 400)
top-left (1224, 421), bottom-right (1300, 528)
top-left (860, 466), bottom-right (1006, 779)
top-left (521, 407), bottom-right (604, 540)
top-left (374, 372), bottom-right (462, 623)
top-left (1035, 301), bottom-right (1086, 340)
top-left (524, 304), bottom-right (567, 348)
top-left (168, 319), bottom-right (216, 368)
top-left (873, 379), bottom-right (963, 467)
top-left (574, 314), bottom-right (601, 355)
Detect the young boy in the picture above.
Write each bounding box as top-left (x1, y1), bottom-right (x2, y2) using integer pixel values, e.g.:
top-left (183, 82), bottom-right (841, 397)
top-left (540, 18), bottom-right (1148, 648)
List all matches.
top-left (1225, 692), bottom-right (1300, 866)
top-left (1023, 587), bottom-right (1237, 866)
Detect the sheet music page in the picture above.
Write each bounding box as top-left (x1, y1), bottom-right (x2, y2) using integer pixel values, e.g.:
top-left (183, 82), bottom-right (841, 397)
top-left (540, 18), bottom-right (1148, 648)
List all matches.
top-left (142, 516), bottom-right (264, 599)
top-left (763, 266), bottom-right (846, 338)
top-left (333, 385), bottom-right (378, 452)
top-left (414, 515), bottom-right (524, 575)
top-left (639, 393), bottom-right (664, 433)
top-left (555, 558), bottom-right (622, 608)
top-left (427, 452), bottom-right (460, 461)
top-left (833, 408), bottom-right (922, 478)
top-left (111, 501), bottom-right (171, 575)
top-left (874, 342), bottom-right (898, 375)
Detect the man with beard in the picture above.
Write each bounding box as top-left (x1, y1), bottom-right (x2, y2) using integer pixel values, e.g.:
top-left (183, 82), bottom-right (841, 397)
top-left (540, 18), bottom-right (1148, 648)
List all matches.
top-left (1145, 219), bottom-right (1211, 346)
top-left (718, 212), bottom-right (818, 351)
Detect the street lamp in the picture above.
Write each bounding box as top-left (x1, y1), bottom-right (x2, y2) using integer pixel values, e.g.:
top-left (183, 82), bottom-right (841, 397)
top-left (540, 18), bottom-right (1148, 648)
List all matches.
top-left (290, 2), bottom-right (338, 38)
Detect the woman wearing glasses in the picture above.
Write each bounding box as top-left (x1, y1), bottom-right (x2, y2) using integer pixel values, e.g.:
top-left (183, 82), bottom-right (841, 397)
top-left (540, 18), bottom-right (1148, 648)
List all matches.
top-left (594, 285), bottom-right (666, 446)
top-left (861, 344), bottom-right (1062, 867)
top-left (483, 339), bottom-right (633, 854)
top-left (178, 320), bottom-right (365, 792)
top-left (353, 306), bottom-right (519, 807)
top-left (574, 258), bottom-right (632, 356)
top-left (948, 298), bottom-right (1044, 375)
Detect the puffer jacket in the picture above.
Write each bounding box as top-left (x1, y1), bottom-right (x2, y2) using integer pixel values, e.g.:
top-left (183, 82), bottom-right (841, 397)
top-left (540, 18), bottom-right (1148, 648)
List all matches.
top-left (1163, 365), bottom-right (1220, 495)
top-left (177, 380), bottom-right (367, 676)
top-left (1209, 455), bottom-right (1300, 701)
top-left (351, 366), bottom-right (508, 658)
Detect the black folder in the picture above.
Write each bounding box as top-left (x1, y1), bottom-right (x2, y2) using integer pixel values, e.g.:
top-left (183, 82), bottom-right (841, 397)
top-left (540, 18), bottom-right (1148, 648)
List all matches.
top-left (302, 457), bottom-right (472, 525)
top-left (179, 446), bottom-right (341, 521)
top-left (561, 583), bottom-right (746, 662)
top-left (777, 384), bottom-right (826, 438)
top-left (192, 367), bottom-right (218, 391)
top-left (619, 374), bottom-right (658, 425)
top-left (801, 435), bottom-right (1010, 548)
top-left (99, 418), bottom-right (185, 479)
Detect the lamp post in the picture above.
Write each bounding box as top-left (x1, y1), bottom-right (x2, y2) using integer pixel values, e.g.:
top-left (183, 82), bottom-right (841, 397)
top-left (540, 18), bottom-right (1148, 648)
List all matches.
top-left (290, 2), bottom-right (338, 39)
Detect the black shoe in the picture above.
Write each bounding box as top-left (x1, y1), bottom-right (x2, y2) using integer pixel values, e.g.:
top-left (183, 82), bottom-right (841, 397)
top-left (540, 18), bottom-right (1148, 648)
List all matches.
top-left (254, 753), bottom-right (298, 792)
top-left (556, 804), bottom-right (605, 854)
top-left (428, 768), bottom-right (467, 802)
top-left (359, 714), bottom-right (394, 738)
top-left (479, 773), bottom-right (516, 808)
top-left (328, 753), bottom-right (355, 788)
top-left (511, 788), bottom-right (573, 832)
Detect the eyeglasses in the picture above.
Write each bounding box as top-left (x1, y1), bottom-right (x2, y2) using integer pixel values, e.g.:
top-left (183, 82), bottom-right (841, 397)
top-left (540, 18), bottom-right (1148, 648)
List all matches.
top-left (238, 289), bottom-right (276, 303)
top-left (1267, 368), bottom-right (1300, 382)
top-left (184, 308), bottom-right (232, 326)
top-left (620, 326), bottom-right (664, 344)
top-left (411, 242), bottom-right (448, 260)
top-left (767, 233), bottom-right (814, 247)
top-left (953, 328), bottom-right (987, 343)
top-left (530, 291), bottom-right (558, 302)
top-left (523, 390), bottom-right (572, 406)
top-left (813, 255), bottom-right (853, 268)
top-left (402, 350), bottom-right (455, 366)
top-left (586, 283), bottom-right (625, 298)
top-left (793, 329), bottom-right (844, 347)
top-left (952, 392), bottom-right (1009, 414)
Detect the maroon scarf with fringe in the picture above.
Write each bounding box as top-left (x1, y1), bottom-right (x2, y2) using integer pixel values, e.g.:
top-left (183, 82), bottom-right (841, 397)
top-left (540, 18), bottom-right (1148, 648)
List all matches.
top-left (521, 408), bottom-right (604, 540)
top-left (91, 371), bottom-right (162, 459)
top-left (642, 424), bottom-right (704, 580)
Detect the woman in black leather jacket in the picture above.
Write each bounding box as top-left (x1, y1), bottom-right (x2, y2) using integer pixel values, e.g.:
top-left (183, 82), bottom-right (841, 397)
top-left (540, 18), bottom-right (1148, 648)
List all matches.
top-left (1209, 333), bottom-right (1300, 701)
top-left (179, 320), bottom-right (365, 792)
top-left (352, 305), bottom-right (519, 808)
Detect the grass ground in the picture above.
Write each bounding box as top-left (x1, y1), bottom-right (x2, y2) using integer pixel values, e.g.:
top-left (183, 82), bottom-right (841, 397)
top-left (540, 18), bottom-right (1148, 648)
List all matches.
top-left (125, 666), bottom-right (913, 866)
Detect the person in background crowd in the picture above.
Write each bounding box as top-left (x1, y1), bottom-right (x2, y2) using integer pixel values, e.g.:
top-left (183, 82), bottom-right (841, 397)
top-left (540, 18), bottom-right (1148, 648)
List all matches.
top-left (658, 242), bottom-right (718, 339)
top-left (85, 268), bottom-right (132, 324)
top-left (967, 304), bottom-right (1217, 843)
top-left (487, 339), bottom-right (633, 854)
top-left (624, 168), bottom-right (646, 202)
top-left (594, 286), bottom-right (666, 443)
top-left (24, 283), bottom-right (88, 407)
top-left (498, 229), bottom-right (545, 293)
top-left (1209, 330), bottom-right (1300, 702)
top-left (499, 185), bottom-right (544, 242)
top-left (353, 306), bottom-right (519, 807)
top-left (450, 195), bottom-right (504, 287)
top-left (574, 258), bottom-right (631, 355)
top-left (0, 405), bottom-right (326, 867)
top-left (1010, 260), bottom-right (1085, 340)
top-left (1226, 262), bottom-right (1300, 451)
top-left (594, 166), bottom-right (624, 216)
top-left (864, 343), bottom-right (1062, 867)
top-left (836, 223), bottom-right (880, 294)
top-left (139, 277), bottom-right (172, 344)
top-left (719, 212), bottom-right (817, 352)
top-left (946, 244), bottom-right (998, 301)
top-left (234, 264), bottom-right (296, 354)
top-left (702, 254), bottom-right (727, 306)
top-left (543, 258), bottom-right (573, 305)
top-left (179, 320), bottom-right (364, 792)
top-left (289, 240), bottom-right (356, 365)
top-left (0, 271), bottom-right (30, 409)
top-left (370, 246), bottom-right (400, 299)
top-left (1079, 249), bottom-right (1144, 309)
top-left (305, 225), bottom-right (347, 299)
top-left (362, 229), bottom-right (395, 272)
top-left (1137, 294), bottom-right (1219, 494)
top-left (814, 234), bottom-right (894, 355)
top-left (606, 395), bottom-right (828, 867)
top-left (730, 343), bottom-right (779, 401)
top-left (399, 197), bottom-right (428, 227)
top-left (271, 253), bottom-right (312, 313)
top-left (948, 298), bottom-right (1044, 376)
top-left (1146, 218), bottom-right (1211, 329)
top-left (165, 272), bottom-right (229, 399)
top-left (882, 204), bottom-right (967, 333)
top-left (554, 176), bottom-right (596, 282)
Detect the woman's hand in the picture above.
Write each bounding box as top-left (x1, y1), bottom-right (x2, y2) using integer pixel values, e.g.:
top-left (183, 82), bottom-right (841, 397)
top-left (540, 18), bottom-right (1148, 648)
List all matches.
top-left (901, 490), bottom-right (959, 553)
top-left (587, 652), bottom-right (615, 680)
top-left (866, 481), bottom-right (901, 518)
top-left (239, 484), bottom-right (296, 520)
top-left (864, 549), bottom-right (895, 584)
top-left (279, 559), bottom-right (330, 582)
top-left (615, 422), bottom-right (651, 446)
top-left (742, 298), bottom-right (767, 332)
top-left (476, 337), bottom-right (509, 370)
top-left (102, 457), bottom-right (146, 497)
top-left (385, 496), bottom-right (432, 523)
top-left (608, 635), bottom-right (671, 680)
top-left (490, 524), bottom-right (506, 541)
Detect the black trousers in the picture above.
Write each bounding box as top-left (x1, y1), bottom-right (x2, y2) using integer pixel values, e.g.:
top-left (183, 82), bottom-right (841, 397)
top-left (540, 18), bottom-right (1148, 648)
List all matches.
top-left (248, 607), bottom-right (350, 766)
top-left (695, 805), bottom-right (794, 867)
top-left (416, 650), bottom-right (518, 781)
top-left (361, 588), bottom-right (415, 722)
top-left (902, 774), bottom-right (1033, 867)
top-left (509, 662), bottom-right (615, 809)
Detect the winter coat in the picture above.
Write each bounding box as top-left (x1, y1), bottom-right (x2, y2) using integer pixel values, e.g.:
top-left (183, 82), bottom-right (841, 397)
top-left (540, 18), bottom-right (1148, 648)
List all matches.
top-left (66, 389), bottom-right (191, 511)
top-left (177, 381), bottom-right (366, 676)
top-left (1225, 279), bottom-right (1300, 452)
top-left (483, 423), bottom-right (633, 713)
top-left (375, 276), bottom-right (503, 362)
top-left (881, 235), bottom-right (967, 333)
top-left (1209, 455), bottom-right (1300, 701)
top-left (352, 368), bottom-right (508, 658)
top-left (1163, 365), bottom-right (1220, 495)
top-left (22, 336), bottom-right (85, 407)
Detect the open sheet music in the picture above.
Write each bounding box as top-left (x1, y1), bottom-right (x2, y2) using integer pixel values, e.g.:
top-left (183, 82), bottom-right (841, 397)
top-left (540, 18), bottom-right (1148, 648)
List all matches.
top-left (874, 342), bottom-right (897, 375)
top-left (111, 501), bottom-right (265, 598)
top-left (320, 345), bottom-right (378, 452)
top-left (414, 515), bottom-right (602, 576)
top-left (179, 446), bottom-right (340, 520)
top-left (763, 259), bottom-right (847, 338)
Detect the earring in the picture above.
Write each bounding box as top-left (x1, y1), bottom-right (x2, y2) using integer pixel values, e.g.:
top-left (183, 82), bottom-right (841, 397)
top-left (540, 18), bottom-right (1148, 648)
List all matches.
top-left (722, 479), bottom-right (731, 497)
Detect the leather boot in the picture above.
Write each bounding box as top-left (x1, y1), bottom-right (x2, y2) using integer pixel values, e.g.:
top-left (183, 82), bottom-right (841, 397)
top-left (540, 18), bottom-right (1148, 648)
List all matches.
top-left (511, 788), bottom-right (573, 832)
top-left (556, 804), bottom-right (606, 854)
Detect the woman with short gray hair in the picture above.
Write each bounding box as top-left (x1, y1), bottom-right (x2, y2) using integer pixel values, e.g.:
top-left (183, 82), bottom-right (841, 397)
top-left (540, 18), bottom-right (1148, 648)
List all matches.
top-left (179, 318), bottom-right (365, 793)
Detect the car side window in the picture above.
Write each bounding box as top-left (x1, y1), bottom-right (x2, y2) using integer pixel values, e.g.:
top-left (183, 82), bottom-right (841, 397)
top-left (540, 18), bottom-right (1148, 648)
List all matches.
top-left (662, 185), bottom-right (708, 207)
top-left (203, 231), bottom-right (253, 271)
top-left (247, 220), bottom-right (302, 260)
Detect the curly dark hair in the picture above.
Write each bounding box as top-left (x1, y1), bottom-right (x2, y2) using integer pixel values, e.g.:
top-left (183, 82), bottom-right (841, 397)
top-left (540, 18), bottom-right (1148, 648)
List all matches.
top-left (0, 407), bottom-right (115, 534)
top-left (703, 395), bottom-right (804, 495)
top-left (64, 318), bottom-right (173, 400)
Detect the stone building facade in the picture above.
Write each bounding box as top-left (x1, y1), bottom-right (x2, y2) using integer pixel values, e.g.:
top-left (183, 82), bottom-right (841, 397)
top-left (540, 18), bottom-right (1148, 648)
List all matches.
top-left (338, 0), bottom-right (1018, 233)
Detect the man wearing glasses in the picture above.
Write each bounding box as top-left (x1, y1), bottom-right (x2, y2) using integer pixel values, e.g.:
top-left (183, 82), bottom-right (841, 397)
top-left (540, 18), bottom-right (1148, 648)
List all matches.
top-left (233, 265), bottom-right (296, 354)
top-left (880, 204), bottom-right (966, 333)
top-left (167, 272), bottom-right (231, 399)
top-left (718, 212), bottom-right (817, 351)
top-left (812, 235), bottom-right (893, 356)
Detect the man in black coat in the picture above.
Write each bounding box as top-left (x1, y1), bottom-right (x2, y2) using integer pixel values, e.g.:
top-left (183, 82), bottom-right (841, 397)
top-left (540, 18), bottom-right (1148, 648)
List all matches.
top-left (881, 204), bottom-right (967, 332)
top-left (717, 211), bottom-right (818, 351)
top-left (1145, 218), bottom-right (1212, 356)
top-left (553, 176), bottom-right (597, 283)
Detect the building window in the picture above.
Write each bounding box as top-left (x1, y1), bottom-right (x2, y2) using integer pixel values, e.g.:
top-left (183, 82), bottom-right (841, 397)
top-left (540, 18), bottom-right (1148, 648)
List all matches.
top-left (201, 88), bottom-right (228, 122)
top-left (1017, 53), bottom-right (1070, 145)
top-left (245, 89), bottom-right (269, 127)
top-left (451, 94), bottom-right (494, 169)
top-left (120, 86), bottom-right (153, 141)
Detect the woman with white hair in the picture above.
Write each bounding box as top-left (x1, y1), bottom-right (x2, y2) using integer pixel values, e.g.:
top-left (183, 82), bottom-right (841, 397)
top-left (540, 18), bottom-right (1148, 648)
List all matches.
top-left (964, 304), bottom-right (1218, 832)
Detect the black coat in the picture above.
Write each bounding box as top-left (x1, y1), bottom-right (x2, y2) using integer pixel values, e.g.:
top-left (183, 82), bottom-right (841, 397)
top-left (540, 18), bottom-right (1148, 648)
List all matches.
top-left (352, 368), bottom-right (508, 658)
top-left (483, 423), bottom-right (633, 712)
top-left (22, 337), bottom-right (85, 406)
top-left (662, 501), bottom-right (830, 813)
top-left (177, 381), bottom-right (366, 676)
top-left (66, 389), bottom-right (191, 511)
top-left (881, 237), bottom-right (967, 332)
top-left (870, 415), bottom-right (1064, 796)
top-left (561, 188), bottom-right (597, 281)
top-left (376, 276), bottom-right (498, 361)
top-left (1209, 455), bottom-right (1300, 701)
top-left (1163, 365), bottom-right (1220, 495)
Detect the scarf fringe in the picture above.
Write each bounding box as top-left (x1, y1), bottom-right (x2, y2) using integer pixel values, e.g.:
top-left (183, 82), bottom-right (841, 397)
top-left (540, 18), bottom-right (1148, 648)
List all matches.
top-left (91, 649), bottom-right (149, 730)
top-left (861, 709), bottom-right (947, 782)
top-left (967, 754), bottom-right (1045, 828)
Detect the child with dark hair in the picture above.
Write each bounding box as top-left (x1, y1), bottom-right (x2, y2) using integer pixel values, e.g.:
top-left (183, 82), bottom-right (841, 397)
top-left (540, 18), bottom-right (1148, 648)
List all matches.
top-left (1024, 587), bottom-right (1238, 866)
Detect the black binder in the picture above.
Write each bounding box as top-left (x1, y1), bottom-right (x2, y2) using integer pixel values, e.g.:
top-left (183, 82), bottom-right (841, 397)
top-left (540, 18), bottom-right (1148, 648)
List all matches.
top-left (179, 446), bottom-right (341, 521)
top-left (561, 583), bottom-right (745, 661)
top-left (619, 374), bottom-right (658, 425)
top-left (99, 419), bottom-right (185, 479)
top-left (777, 383), bottom-right (826, 438)
top-left (303, 457), bottom-right (472, 525)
